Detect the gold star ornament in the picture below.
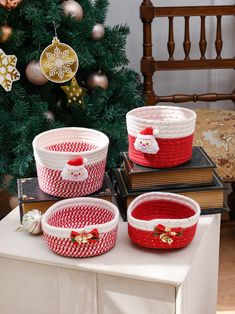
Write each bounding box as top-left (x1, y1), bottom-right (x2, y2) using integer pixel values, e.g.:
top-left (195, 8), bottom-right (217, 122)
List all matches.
top-left (61, 77), bottom-right (86, 108)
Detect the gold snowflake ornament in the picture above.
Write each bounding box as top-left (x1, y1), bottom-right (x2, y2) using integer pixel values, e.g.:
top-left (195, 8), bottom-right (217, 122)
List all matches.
top-left (0, 49), bottom-right (20, 92)
top-left (40, 37), bottom-right (79, 84)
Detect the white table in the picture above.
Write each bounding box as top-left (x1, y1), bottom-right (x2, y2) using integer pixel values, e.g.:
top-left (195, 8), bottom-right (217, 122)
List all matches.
top-left (0, 209), bottom-right (220, 314)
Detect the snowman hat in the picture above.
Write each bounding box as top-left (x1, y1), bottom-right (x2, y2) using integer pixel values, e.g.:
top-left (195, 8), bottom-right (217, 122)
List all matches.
top-left (65, 157), bottom-right (88, 171)
top-left (138, 127), bottom-right (159, 140)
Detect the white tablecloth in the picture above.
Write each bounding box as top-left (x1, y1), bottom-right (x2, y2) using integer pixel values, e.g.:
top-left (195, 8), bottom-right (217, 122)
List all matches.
top-left (0, 209), bottom-right (220, 314)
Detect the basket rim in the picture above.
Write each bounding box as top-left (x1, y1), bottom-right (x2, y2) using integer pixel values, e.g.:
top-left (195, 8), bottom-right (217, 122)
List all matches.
top-left (33, 127), bottom-right (109, 158)
top-left (41, 197), bottom-right (119, 238)
top-left (126, 105), bottom-right (196, 124)
top-left (127, 192), bottom-right (200, 230)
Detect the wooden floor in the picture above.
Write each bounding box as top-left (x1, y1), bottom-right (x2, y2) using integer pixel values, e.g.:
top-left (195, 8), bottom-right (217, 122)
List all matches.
top-left (217, 226), bottom-right (235, 313)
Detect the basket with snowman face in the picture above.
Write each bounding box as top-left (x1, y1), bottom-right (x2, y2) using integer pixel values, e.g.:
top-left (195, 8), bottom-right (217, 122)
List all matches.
top-left (126, 106), bottom-right (196, 168)
top-left (33, 127), bottom-right (109, 198)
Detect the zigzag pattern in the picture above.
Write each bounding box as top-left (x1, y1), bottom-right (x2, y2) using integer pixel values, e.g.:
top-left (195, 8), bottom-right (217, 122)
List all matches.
top-left (36, 159), bottom-right (106, 198)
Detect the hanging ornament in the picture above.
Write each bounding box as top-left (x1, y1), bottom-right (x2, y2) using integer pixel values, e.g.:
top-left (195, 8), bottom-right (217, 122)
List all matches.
top-left (91, 24), bottom-right (105, 41)
top-left (40, 37), bottom-right (79, 84)
top-left (43, 110), bottom-right (55, 122)
top-left (21, 209), bottom-right (43, 235)
top-left (26, 60), bottom-right (48, 85)
top-left (61, 77), bottom-right (86, 108)
top-left (0, 0), bottom-right (22, 10)
top-left (0, 49), bottom-right (20, 92)
top-left (0, 24), bottom-right (12, 43)
top-left (62, 0), bottom-right (83, 22)
top-left (87, 71), bottom-right (109, 90)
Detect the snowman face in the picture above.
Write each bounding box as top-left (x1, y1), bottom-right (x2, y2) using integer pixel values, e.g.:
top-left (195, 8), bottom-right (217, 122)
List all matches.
top-left (134, 136), bottom-right (159, 155)
top-left (62, 167), bottom-right (88, 182)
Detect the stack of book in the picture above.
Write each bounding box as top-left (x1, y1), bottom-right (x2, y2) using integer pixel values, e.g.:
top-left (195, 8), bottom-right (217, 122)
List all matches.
top-left (17, 173), bottom-right (117, 220)
top-left (113, 147), bottom-right (226, 221)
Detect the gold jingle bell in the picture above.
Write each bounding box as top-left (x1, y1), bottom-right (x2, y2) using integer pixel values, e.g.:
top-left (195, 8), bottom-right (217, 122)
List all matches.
top-left (40, 37), bottom-right (79, 84)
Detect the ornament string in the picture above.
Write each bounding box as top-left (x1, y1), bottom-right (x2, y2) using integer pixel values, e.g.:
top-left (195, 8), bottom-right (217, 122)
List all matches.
top-left (53, 21), bottom-right (58, 38)
top-left (37, 44), bottom-right (41, 60)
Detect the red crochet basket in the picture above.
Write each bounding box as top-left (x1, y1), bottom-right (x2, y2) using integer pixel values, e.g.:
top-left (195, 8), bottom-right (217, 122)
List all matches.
top-left (127, 192), bottom-right (200, 249)
top-left (41, 198), bottom-right (119, 258)
top-left (33, 127), bottom-right (109, 198)
top-left (126, 106), bottom-right (196, 168)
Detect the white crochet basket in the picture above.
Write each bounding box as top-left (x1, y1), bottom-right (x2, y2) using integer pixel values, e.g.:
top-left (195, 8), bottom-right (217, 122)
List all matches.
top-left (42, 197), bottom-right (119, 257)
top-left (33, 127), bottom-right (109, 198)
top-left (126, 106), bottom-right (196, 168)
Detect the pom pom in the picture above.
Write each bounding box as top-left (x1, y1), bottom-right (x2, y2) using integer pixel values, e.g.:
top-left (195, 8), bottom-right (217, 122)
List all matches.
top-left (153, 128), bottom-right (159, 136)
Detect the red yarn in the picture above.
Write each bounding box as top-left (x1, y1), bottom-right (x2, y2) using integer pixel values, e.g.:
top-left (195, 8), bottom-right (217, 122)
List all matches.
top-left (128, 199), bottom-right (198, 249)
top-left (128, 134), bottom-right (193, 168)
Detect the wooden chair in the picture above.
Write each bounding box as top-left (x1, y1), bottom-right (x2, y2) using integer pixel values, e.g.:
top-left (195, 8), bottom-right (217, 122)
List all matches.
top-left (140, 0), bottom-right (235, 218)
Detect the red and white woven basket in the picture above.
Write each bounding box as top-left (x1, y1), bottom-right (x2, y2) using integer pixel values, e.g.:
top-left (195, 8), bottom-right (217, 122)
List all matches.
top-left (33, 127), bottom-right (109, 198)
top-left (126, 106), bottom-right (196, 168)
top-left (127, 192), bottom-right (200, 249)
top-left (41, 197), bottom-right (119, 258)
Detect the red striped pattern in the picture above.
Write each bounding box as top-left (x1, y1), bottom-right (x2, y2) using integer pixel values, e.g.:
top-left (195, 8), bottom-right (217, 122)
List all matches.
top-left (36, 159), bottom-right (106, 198)
top-left (44, 228), bottom-right (117, 258)
top-left (43, 204), bottom-right (118, 257)
top-left (128, 134), bottom-right (193, 168)
top-left (46, 142), bottom-right (97, 152)
top-left (47, 206), bottom-right (114, 229)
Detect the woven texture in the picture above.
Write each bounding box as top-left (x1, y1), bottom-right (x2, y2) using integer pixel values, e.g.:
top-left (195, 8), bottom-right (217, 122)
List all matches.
top-left (46, 142), bottom-right (97, 152)
top-left (128, 197), bottom-right (199, 249)
top-left (128, 134), bottom-right (193, 168)
top-left (36, 159), bottom-right (106, 198)
top-left (126, 106), bottom-right (196, 168)
top-left (43, 204), bottom-right (118, 258)
top-left (126, 106), bottom-right (196, 138)
top-left (33, 127), bottom-right (109, 197)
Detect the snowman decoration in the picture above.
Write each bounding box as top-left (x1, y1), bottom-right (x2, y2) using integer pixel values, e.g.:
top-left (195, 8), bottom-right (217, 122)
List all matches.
top-left (134, 127), bottom-right (159, 155)
top-left (62, 157), bottom-right (88, 182)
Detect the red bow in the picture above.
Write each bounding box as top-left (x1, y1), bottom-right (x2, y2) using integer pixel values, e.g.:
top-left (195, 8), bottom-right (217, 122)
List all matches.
top-left (154, 224), bottom-right (183, 245)
top-left (71, 229), bottom-right (99, 244)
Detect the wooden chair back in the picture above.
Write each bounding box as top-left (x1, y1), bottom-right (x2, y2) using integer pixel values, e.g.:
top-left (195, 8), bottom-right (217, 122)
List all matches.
top-left (140, 0), bottom-right (235, 105)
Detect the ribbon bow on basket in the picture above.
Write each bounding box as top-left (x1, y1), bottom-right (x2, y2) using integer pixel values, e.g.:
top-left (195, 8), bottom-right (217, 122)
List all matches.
top-left (154, 224), bottom-right (183, 245)
top-left (71, 229), bottom-right (99, 244)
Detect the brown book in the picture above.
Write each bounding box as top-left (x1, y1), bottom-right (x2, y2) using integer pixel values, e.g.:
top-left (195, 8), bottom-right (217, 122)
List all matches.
top-left (121, 146), bottom-right (216, 190)
top-left (114, 168), bottom-right (225, 221)
top-left (18, 173), bottom-right (117, 220)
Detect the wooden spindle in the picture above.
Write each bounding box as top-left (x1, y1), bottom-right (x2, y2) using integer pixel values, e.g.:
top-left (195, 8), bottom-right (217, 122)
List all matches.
top-left (156, 92), bottom-right (235, 103)
top-left (183, 16), bottom-right (191, 60)
top-left (167, 17), bottom-right (175, 61)
top-left (140, 0), bottom-right (156, 105)
top-left (215, 15), bottom-right (223, 59)
top-left (141, 0), bottom-right (152, 4)
top-left (199, 16), bottom-right (207, 60)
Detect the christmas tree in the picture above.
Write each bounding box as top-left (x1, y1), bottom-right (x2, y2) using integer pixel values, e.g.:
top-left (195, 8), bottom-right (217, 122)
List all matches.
top-left (0, 0), bottom-right (143, 193)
